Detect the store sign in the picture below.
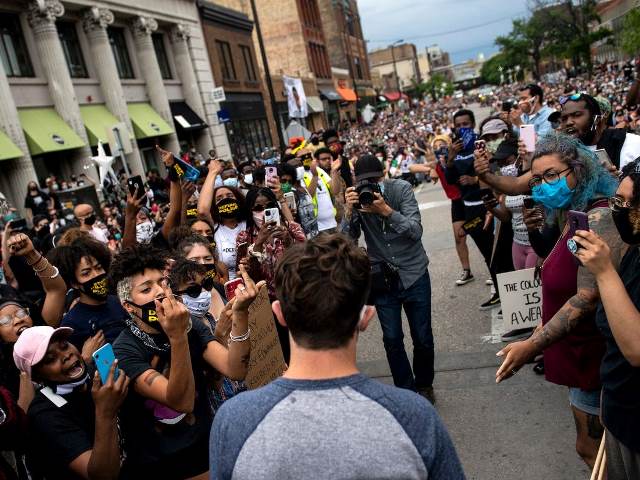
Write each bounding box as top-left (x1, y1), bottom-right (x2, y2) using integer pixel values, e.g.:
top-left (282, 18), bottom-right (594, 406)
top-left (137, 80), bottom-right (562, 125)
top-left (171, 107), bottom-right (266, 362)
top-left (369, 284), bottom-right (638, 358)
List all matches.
top-left (217, 109), bottom-right (230, 123)
top-left (211, 87), bottom-right (226, 103)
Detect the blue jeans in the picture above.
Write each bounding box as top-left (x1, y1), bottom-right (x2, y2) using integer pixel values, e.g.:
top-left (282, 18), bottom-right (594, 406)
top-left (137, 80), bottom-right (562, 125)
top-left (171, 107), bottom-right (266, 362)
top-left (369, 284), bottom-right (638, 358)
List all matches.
top-left (374, 271), bottom-right (434, 391)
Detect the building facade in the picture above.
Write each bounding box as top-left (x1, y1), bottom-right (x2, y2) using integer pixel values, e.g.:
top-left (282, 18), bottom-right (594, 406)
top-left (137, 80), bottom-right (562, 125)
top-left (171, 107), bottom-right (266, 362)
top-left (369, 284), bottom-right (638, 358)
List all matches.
top-left (591, 0), bottom-right (640, 63)
top-left (426, 44), bottom-right (453, 81)
top-left (368, 43), bottom-right (420, 96)
top-left (199, 1), bottom-right (276, 163)
top-left (0, 0), bottom-right (230, 211)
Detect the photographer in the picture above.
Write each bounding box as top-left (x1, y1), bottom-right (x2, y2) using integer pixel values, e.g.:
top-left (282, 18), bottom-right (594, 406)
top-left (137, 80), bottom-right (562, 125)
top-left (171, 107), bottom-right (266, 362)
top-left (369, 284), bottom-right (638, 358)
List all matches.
top-left (344, 155), bottom-right (434, 403)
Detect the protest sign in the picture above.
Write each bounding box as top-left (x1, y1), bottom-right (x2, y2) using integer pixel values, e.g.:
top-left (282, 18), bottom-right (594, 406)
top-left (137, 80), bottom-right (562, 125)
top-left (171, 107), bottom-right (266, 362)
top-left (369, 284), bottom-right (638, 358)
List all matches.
top-left (496, 268), bottom-right (542, 330)
top-left (244, 285), bottom-right (287, 389)
top-left (283, 75), bottom-right (308, 118)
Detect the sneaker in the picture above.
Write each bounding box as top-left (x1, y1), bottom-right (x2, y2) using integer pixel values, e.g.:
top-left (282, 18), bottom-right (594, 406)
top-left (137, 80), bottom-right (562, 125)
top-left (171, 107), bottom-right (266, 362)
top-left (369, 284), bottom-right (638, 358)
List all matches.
top-left (417, 386), bottom-right (435, 405)
top-left (485, 279), bottom-right (493, 286)
top-left (533, 359), bottom-right (544, 375)
top-left (500, 327), bottom-right (535, 342)
top-left (479, 293), bottom-right (501, 310)
top-left (455, 270), bottom-right (475, 286)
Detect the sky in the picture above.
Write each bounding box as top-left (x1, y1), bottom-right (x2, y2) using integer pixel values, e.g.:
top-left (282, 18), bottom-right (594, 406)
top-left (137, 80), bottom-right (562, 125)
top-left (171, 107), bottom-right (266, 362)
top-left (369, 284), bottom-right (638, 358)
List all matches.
top-left (358, 0), bottom-right (530, 65)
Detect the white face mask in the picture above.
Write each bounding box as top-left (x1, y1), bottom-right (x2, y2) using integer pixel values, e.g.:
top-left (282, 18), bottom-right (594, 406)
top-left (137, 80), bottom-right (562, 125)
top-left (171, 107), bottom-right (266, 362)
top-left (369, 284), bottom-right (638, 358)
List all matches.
top-left (136, 221), bottom-right (154, 244)
top-left (296, 166), bottom-right (305, 182)
top-left (500, 164), bottom-right (519, 177)
top-left (243, 173), bottom-right (253, 185)
top-left (182, 290), bottom-right (211, 318)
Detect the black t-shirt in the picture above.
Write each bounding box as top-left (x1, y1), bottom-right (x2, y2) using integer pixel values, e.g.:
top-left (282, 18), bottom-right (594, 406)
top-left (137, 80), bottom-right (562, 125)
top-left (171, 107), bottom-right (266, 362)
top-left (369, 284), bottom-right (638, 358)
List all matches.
top-left (596, 245), bottom-right (640, 452)
top-left (24, 192), bottom-right (50, 216)
top-left (27, 385), bottom-right (99, 480)
top-left (113, 319), bottom-right (216, 469)
top-left (61, 295), bottom-right (128, 350)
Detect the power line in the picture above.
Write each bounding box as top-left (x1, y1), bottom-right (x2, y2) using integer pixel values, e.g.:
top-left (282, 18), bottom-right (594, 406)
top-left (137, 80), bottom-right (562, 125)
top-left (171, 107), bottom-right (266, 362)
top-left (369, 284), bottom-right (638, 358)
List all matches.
top-left (366, 12), bottom-right (527, 44)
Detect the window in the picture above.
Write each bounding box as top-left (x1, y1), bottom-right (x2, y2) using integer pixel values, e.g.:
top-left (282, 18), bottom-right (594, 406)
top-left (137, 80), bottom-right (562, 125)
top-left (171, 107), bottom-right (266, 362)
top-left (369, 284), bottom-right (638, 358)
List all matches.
top-left (354, 57), bottom-right (363, 79)
top-left (216, 41), bottom-right (236, 80)
top-left (308, 42), bottom-right (330, 79)
top-left (239, 45), bottom-right (257, 82)
top-left (345, 13), bottom-right (356, 36)
top-left (0, 13), bottom-right (34, 77)
top-left (108, 27), bottom-right (134, 79)
top-left (152, 33), bottom-right (172, 80)
top-left (299, 0), bottom-right (322, 29)
top-left (57, 22), bottom-right (88, 78)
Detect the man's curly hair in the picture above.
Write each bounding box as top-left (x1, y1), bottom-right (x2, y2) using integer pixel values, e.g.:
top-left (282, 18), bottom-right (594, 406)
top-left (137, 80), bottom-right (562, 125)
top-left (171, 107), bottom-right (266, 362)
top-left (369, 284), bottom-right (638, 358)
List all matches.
top-left (275, 233), bottom-right (371, 349)
top-left (109, 245), bottom-right (168, 303)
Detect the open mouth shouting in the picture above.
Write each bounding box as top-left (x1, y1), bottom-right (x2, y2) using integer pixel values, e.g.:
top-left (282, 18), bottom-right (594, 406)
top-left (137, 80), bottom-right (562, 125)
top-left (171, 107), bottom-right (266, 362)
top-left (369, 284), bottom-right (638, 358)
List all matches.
top-left (65, 358), bottom-right (86, 380)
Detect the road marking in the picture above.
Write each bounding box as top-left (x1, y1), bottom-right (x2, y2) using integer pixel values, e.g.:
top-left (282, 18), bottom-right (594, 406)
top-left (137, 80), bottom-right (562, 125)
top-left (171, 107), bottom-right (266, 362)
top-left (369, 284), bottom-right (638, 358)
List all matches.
top-left (481, 302), bottom-right (505, 344)
top-left (418, 200), bottom-right (450, 211)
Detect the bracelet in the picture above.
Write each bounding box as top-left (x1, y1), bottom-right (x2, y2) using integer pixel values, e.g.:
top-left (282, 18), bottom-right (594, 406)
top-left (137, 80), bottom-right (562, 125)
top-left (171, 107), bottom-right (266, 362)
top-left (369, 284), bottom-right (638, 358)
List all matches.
top-left (228, 328), bottom-right (250, 343)
top-left (33, 258), bottom-right (50, 273)
top-left (37, 266), bottom-right (59, 280)
top-left (26, 253), bottom-right (43, 266)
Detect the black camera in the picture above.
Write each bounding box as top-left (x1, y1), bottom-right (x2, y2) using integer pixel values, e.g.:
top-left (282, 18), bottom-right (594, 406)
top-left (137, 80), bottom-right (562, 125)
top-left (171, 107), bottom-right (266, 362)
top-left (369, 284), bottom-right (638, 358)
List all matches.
top-left (356, 180), bottom-right (382, 207)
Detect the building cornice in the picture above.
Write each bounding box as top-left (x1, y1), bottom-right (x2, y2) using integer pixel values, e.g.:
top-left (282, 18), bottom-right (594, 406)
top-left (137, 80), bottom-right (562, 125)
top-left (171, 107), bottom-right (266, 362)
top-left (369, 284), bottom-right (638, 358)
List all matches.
top-left (197, 1), bottom-right (253, 32)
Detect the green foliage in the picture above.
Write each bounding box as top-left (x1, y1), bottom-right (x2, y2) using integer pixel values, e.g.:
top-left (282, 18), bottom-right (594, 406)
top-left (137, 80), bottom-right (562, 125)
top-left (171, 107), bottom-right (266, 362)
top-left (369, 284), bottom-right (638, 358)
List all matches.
top-left (621, 8), bottom-right (640, 56)
top-left (415, 74), bottom-right (453, 100)
top-left (481, 53), bottom-right (514, 85)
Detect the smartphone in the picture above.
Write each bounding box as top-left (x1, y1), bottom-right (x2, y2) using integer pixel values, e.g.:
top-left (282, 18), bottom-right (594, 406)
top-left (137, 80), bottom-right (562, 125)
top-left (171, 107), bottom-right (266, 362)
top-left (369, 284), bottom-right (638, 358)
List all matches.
top-left (171, 155), bottom-right (201, 182)
top-left (594, 149), bottom-right (613, 168)
top-left (283, 191), bottom-right (296, 211)
top-left (236, 242), bottom-right (249, 261)
top-left (224, 278), bottom-right (244, 301)
top-left (474, 140), bottom-right (486, 152)
top-left (92, 343), bottom-right (119, 384)
top-left (567, 210), bottom-right (589, 237)
top-left (10, 218), bottom-right (28, 232)
top-left (264, 207), bottom-right (280, 226)
top-left (127, 175), bottom-right (146, 199)
top-left (520, 125), bottom-right (536, 152)
top-left (265, 166), bottom-right (278, 185)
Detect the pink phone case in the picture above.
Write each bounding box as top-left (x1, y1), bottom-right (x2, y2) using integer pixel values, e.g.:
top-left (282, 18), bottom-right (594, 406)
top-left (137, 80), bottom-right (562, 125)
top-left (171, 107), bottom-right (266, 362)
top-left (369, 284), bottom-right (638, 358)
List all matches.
top-left (520, 125), bottom-right (536, 152)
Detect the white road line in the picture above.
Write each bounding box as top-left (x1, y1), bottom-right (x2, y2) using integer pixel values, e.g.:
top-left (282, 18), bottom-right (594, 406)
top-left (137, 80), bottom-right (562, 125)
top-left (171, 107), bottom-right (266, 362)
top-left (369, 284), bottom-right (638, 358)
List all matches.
top-left (418, 200), bottom-right (450, 211)
top-left (481, 307), bottom-right (505, 344)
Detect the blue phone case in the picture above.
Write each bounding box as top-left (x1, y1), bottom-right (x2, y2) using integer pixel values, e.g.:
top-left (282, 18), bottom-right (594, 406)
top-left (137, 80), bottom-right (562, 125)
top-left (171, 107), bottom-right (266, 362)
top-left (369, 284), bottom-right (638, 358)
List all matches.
top-left (172, 155), bottom-right (201, 182)
top-left (92, 343), bottom-right (119, 384)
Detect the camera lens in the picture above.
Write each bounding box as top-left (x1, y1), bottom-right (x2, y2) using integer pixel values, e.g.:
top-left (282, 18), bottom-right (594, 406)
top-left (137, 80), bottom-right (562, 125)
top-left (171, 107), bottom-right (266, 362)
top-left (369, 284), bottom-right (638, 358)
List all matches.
top-left (359, 188), bottom-right (375, 206)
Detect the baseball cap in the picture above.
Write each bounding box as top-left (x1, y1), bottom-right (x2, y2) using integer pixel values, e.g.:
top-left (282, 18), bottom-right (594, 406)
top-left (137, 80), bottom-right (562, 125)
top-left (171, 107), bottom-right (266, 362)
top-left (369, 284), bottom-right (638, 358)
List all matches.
top-left (480, 119), bottom-right (509, 138)
top-left (354, 154), bottom-right (384, 182)
top-left (13, 326), bottom-right (73, 377)
top-left (492, 138), bottom-right (519, 162)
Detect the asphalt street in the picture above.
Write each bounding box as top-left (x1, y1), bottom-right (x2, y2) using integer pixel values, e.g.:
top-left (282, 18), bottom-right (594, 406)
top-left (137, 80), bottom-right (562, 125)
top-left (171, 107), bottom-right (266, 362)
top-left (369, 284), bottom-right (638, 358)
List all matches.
top-left (355, 105), bottom-right (591, 480)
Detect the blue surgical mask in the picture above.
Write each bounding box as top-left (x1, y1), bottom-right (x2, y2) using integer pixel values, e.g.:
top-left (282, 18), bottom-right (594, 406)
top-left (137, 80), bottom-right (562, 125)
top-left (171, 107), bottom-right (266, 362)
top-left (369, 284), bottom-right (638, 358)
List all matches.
top-left (223, 177), bottom-right (238, 188)
top-left (531, 177), bottom-right (574, 210)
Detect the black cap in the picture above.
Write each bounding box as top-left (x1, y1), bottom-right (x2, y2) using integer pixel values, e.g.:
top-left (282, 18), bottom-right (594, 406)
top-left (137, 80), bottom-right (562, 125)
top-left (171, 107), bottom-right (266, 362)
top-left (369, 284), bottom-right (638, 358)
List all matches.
top-left (355, 154), bottom-right (384, 182)
top-left (492, 138), bottom-right (518, 161)
top-left (548, 111), bottom-right (561, 124)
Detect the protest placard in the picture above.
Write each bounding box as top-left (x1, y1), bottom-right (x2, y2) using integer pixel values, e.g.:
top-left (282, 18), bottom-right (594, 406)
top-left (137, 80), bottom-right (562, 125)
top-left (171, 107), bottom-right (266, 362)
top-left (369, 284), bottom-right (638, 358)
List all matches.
top-left (496, 268), bottom-right (543, 331)
top-left (244, 285), bottom-right (287, 389)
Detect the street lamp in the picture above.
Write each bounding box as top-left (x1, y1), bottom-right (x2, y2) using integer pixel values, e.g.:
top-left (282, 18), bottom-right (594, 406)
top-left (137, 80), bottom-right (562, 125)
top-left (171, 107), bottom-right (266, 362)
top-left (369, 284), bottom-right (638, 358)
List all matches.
top-left (390, 39), bottom-right (403, 94)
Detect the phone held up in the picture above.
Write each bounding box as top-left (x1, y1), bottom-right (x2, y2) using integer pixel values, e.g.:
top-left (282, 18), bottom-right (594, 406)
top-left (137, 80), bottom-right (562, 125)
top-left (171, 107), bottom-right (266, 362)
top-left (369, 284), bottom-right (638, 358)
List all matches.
top-left (264, 207), bottom-right (281, 226)
top-left (92, 343), bottom-right (119, 384)
top-left (566, 210), bottom-right (589, 262)
top-left (224, 278), bottom-right (245, 301)
top-left (265, 166), bottom-right (278, 186)
top-left (127, 175), bottom-right (146, 199)
top-left (520, 125), bottom-right (536, 153)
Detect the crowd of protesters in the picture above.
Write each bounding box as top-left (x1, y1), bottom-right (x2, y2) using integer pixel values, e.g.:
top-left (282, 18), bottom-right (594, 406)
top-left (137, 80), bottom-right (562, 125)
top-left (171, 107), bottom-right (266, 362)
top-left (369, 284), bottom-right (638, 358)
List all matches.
top-left (0, 56), bottom-right (638, 479)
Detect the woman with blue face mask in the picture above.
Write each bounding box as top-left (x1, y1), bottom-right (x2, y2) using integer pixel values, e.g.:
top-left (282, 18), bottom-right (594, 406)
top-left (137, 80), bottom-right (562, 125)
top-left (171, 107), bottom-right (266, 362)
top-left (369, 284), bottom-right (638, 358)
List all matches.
top-left (496, 132), bottom-right (620, 468)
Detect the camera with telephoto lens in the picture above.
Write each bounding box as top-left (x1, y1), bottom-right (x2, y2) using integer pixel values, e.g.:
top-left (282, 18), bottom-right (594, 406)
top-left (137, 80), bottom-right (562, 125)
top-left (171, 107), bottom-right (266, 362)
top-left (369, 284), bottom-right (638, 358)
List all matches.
top-left (355, 180), bottom-right (382, 207)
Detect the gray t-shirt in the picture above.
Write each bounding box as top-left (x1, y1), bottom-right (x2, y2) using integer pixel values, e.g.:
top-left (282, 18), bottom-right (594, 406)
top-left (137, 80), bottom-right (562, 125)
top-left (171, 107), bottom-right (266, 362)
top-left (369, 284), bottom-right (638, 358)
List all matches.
top-left (209, 374), bottom-right (464, 479)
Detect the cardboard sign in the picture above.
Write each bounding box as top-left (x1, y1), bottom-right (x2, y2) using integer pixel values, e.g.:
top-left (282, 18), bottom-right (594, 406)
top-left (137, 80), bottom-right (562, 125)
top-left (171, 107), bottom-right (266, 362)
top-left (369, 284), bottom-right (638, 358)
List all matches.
top-left (244, 285), bottom-right (287, 389)
top-left (496, 268), bottom-right (542, 330)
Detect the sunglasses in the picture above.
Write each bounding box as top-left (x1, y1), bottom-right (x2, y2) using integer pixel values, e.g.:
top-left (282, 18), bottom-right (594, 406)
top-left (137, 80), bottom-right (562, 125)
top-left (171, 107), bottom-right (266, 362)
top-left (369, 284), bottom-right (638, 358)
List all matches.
top-left (559, 92), bottom-right (586, 105)
top-left (252, 202), bottom-right (278, 212)
top-left (174, 284), bottom-right (204, 298)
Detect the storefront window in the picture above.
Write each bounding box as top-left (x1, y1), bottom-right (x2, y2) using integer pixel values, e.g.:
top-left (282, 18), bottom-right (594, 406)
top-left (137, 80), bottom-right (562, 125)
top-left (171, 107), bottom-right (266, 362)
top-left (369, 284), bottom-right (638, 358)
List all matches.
top-left (0, 13), bottom-right (34, 77)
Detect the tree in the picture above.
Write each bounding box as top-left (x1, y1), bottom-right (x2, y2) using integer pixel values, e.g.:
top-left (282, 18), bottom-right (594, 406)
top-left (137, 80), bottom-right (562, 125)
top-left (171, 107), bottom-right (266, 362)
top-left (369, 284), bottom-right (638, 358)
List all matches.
top-left (495, 15), bottom-right (546, 79)
top-left (621, 8), bottom-right (640, 56)
top-left (481, 53), bottom-right (512, 85)
top-left (419, 74), bottom-right (454, 101)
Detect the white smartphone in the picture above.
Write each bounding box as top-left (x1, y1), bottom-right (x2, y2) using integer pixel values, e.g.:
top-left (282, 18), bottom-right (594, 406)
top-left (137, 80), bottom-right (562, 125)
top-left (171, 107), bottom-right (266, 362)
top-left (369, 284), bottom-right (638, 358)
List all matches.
top-left (264, 207), bottom-right (280, 226)
top-left (594, 149), bottom-right (613, 168)
top-left (520, 124), bottom-right (536, 152)
top-left (283, 191), bottom-right (296, 211)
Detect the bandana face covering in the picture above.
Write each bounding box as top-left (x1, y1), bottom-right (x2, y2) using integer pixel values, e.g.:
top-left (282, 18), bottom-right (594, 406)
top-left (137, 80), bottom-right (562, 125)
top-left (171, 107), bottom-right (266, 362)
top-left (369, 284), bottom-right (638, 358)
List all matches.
top-left (612, 208), bottom-right (640, 245)
top-left (81, 273), bottom-right (109, 301)
top-left (136, 221), bottom-right (154, 244)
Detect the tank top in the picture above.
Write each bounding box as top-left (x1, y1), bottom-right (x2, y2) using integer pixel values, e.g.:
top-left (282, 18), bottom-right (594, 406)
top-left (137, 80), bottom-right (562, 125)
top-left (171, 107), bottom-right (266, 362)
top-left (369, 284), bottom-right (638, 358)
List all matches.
top-left (214, 222), bottom-right (246, 280)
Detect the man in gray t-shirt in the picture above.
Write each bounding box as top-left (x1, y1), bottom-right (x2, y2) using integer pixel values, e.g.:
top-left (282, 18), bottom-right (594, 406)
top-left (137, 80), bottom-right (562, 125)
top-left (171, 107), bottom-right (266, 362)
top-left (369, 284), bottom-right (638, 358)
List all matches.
top-left (209, 234), bottom-right (464, 480)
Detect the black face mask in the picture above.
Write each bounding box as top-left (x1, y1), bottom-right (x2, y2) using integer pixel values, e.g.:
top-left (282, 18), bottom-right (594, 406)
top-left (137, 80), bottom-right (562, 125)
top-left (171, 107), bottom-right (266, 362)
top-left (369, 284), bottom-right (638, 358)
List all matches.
top-left (216, 198), bottom-right (240, 219)
top-left (37, 226), bottom-right (50, 239)
top-left (201, 264), bottom-right (218, 291)
top-left (127, 299), bottom-right (163, 330)
top-left (80, 273), bottom-right (108, 301)
top-left (84, 214), bottom-right (96, 226)
top-left (612, 208), bottom-right (640, 245)
top-left (205, 235), bottom-right (216, 250)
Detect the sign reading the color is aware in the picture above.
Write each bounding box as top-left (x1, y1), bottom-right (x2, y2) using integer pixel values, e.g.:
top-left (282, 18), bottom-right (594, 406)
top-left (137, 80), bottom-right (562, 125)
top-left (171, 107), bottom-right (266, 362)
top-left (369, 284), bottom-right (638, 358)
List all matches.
top-left (496, 268), bottom-right (542, 331)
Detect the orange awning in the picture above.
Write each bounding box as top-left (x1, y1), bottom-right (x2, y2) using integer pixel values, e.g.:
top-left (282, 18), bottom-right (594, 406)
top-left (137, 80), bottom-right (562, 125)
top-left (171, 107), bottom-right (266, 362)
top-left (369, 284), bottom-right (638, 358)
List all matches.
top-left (336, 87), bottom-right (357, 102)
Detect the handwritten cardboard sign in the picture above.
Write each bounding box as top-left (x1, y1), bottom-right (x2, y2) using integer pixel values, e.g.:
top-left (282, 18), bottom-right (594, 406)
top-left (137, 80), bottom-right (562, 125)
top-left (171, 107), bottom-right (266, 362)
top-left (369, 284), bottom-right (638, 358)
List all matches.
top-left (244, 285), bottom-right (287, 389)
top-left (496, 268), bottom-right (543, 331)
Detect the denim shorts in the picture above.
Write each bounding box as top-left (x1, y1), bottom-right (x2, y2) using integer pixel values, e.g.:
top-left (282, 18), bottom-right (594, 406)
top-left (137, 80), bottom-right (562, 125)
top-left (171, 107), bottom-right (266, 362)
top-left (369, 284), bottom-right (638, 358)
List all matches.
top-left (569, 387), bottom-right (601, 416)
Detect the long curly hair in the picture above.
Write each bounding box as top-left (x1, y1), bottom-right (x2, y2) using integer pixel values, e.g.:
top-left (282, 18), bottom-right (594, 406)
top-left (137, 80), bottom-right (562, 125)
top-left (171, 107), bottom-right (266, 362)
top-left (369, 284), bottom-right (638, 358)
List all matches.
top-left (532, 132), bottom-right (618, 222)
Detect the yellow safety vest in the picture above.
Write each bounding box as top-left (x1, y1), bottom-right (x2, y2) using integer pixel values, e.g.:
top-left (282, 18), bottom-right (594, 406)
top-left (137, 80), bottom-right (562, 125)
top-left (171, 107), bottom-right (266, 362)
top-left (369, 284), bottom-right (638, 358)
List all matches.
top-left (303, 168), bottom-right (337, 217)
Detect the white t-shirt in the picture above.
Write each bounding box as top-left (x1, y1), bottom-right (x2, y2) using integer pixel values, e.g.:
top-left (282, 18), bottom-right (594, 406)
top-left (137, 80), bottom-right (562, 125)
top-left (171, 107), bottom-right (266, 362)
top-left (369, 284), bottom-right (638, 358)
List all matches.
top-left (306, 169), bottom-right (337, 232)
top-left (215, 221), bottom-right (246, 280)
top-left (619, 133), bottom-right (640, 169)
top-left (504, 195), bottom-right (530, 246)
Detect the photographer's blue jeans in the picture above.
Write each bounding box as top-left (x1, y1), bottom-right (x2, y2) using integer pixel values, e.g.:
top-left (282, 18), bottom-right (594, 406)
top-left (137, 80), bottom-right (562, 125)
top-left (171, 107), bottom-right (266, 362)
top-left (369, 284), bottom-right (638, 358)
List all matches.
top-left (374, 271), bottom-right (434, 391)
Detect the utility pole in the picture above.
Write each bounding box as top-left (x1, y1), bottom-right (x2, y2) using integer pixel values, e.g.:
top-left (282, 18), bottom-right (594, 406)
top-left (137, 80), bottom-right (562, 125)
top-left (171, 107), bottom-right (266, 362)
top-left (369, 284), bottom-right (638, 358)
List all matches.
top-left (390, 39), bottom-right (403, 94)
top-left (250, 0), bottom-right (285, 149)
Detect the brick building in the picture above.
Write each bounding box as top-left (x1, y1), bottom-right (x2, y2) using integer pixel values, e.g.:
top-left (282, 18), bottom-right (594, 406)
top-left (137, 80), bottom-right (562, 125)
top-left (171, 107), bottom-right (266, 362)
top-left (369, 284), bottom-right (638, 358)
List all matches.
top-left (369, 43), bottom-right (420, 97)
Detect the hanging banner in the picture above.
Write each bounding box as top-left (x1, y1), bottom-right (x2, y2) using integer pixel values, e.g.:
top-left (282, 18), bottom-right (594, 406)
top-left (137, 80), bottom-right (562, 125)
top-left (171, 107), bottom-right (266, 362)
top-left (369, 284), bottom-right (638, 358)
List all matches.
top-left (283, 75), bottom-right (308, 118)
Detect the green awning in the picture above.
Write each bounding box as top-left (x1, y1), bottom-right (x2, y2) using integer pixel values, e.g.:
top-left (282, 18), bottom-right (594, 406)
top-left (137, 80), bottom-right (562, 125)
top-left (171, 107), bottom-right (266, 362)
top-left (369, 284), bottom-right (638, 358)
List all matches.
top-left (127, 103), bottom-right (174, 139)
top-left (18, 108), bottom-right (86, 155)
top-left (0, 130), bottom-right (22, 161)
top-left (80, 104), bottom-right (130, 147)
